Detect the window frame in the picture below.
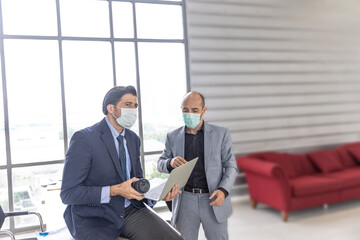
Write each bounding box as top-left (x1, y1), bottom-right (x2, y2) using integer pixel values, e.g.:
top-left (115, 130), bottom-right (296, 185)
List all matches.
top-left (0, 0), bottom-right (190, 233)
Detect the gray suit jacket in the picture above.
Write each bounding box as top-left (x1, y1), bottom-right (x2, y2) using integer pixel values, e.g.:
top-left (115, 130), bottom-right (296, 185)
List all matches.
top-left (157, 121), bottom-right (238, 224)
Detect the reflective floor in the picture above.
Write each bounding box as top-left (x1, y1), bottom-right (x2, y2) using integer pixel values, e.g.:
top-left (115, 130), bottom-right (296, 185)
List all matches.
top-left (159, 196), bottom-right (360, 240)
top-left (214, 196), bottom-right (359, 240)
top-left (2, 196), bottom-right (359, 240)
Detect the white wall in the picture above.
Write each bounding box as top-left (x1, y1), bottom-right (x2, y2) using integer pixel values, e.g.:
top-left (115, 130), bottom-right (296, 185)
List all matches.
top-left (186, 0), bottom-right (360, 157)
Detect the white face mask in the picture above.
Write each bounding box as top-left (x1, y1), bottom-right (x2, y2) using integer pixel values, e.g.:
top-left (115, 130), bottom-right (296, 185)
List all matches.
top-left (112, 106), bottom-right (137, 128)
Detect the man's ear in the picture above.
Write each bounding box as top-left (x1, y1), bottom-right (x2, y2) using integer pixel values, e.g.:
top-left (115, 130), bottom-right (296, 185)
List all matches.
top-left (107, 104), bottom-right (114, 114)
top-left (201, 107), bottom-right (207, 118)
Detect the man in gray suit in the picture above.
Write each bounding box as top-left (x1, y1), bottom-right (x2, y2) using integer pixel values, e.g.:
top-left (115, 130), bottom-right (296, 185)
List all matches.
top-left (157, 91), bottom-right (238, 240)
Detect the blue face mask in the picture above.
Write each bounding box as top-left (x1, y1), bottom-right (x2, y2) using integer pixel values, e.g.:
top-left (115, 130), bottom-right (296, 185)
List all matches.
top-left (183, 113), bottom-right (201, 129)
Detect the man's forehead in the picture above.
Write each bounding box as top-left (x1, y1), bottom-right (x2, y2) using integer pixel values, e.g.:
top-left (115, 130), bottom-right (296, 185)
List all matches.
top-left (119, 94), bottom-right (137, 102)
top-left (182, 105), bottom-right (201, 109)
top-left (182, 96), bottom-right (202, 106)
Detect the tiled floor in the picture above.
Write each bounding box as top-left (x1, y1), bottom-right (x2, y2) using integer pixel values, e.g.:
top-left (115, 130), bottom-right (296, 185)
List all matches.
top-left (2, 196), bottom-right (360, 239)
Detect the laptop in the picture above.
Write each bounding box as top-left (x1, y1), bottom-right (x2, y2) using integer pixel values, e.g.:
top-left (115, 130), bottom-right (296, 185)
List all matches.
top-left (144, 157), bottom-right (198, 201)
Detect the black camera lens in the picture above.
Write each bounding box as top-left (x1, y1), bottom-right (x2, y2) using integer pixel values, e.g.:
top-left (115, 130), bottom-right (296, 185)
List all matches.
top-left (131, 178), bottom-right (150, 194)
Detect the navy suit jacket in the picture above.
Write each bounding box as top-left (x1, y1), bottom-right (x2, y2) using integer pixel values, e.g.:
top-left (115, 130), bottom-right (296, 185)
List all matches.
top-left (60, 118), bottom-right (147, 240)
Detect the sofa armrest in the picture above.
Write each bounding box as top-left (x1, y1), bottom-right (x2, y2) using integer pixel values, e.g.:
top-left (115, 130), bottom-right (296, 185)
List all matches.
top-left (237, 157), bottom-right (284, 178)
top-left (237, 157), bottom-right (291, 212)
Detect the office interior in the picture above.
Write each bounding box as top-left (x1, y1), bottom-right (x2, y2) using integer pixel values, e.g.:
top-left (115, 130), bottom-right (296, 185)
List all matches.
top-left (0, 0), bottom-right (360, 239)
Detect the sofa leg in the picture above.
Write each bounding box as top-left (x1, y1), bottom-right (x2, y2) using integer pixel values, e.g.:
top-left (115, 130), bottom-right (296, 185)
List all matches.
top-left (251, 200), bottom-right (258, 209)
top-left (281, 211), bottom-right (289, 222)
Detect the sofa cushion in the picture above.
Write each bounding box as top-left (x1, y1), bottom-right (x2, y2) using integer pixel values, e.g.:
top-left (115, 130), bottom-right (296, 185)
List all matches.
top-left (335, 146), bottom-right (358, 168)
top-left (261, 153), bottom-right (297, 179)
top-left (342, 142), bottom-right (360, 149)
top-left (348, 147), bottom-right (360, 164)
top-left (248, 152), bottom-right (317, 178)
top-left (279, 153), bottom-right (318, 177)
top-left (290, 175), bottom-right (342, 197)
top-left (247, 152), bottom-right (273, 160)
top-left (325, 167), bottom-right (360, 188)
top-left (308, 150), bottom-right (344, 173)
top-left (293, 154), bottom-right (317, 176)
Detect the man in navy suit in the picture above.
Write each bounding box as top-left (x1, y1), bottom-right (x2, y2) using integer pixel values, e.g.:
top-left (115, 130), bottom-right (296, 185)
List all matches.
top-left (61, 86), bottom-right (183, 240)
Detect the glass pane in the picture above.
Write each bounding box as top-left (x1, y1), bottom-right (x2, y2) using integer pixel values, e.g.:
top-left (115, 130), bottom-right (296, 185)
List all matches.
top-left (113, 42), bottom-right (140, 134)
top-left (2, 0), bottom-right (58, 36)
top-left (144, 154), bottom-right (168, 180)
top-left (0, 170), bottom-right (9, 229)
top-left (144, 154), bottom-right (167, 208)
top-left (0, 127), bottom-right (4, 166)
top-left (4, 39), bottom-right (64, 164)
top-left (136, 3), bottom-right (183, 39)
top-left (62, 41), bottom-right (113, 139)
top-left (114, 43), bottom-right (137, 88)
top-left (12, 164), bottom-right (63, 228)
top-left (60, 0), bottom-right (110, 37)
top-left (138, 43), bottom-right (186, 152)
top-left (0, 58), bottom-right (5, 166)
top-left (112, 2), bottom-right (134, 38)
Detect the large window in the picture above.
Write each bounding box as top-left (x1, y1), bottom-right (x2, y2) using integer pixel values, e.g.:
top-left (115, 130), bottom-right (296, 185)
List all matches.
top-left (0, 0), bottom-right (188, 232)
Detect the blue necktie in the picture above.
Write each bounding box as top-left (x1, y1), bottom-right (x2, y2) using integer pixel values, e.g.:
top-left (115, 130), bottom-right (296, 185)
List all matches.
top-left (116, 135), bottom-right (127, 180)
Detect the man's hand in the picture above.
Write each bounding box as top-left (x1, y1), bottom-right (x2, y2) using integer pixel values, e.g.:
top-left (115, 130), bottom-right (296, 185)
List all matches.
top-left (110, 177), bottom-right (144, 201)
top-left (163, 184), bottom-right (181, 201)
top-left (209, 190), bottom-right (225, 207)
top-left (170, 156), bottom-right (187, 168)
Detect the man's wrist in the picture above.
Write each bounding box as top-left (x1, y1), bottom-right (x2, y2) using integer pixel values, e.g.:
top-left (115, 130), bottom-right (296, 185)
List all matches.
top-left (167, 159), bottom-right (174, 172)
top-left (110, 185), bottom-right (115, 197)
top-left (218, 187), bottom-right (229, 198)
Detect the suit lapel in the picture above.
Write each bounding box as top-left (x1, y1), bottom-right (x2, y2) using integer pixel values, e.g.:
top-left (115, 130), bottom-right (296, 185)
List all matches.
top-left (99, 119), bottom-right (125, 181)
top-left (176, 127), bottom-right (185, 158)
top-left (204, 122), bottom-right (213, 172)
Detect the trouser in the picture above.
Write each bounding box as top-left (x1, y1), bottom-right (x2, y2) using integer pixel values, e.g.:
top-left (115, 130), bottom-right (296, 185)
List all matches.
top-left (119, 204), bottom-right (184, 240)
top-left (176, 191), bottom-right (228, 240)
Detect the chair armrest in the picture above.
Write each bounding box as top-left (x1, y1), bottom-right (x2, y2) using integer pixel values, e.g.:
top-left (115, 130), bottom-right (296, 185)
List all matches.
top-left (5, 211), bottom-right (45, 233)
top-left (237, 157), bottom-right (284, 178)
top-left (5, 211), bottom-right (29, 217)
top-left (0, 230), bottom-right (15, 240)
top-left (29, 212), bottom-right (45, 232)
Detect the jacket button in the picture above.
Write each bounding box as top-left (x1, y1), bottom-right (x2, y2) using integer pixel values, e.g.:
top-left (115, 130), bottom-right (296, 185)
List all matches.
top-left (120, 214), bottom-right (124, 218)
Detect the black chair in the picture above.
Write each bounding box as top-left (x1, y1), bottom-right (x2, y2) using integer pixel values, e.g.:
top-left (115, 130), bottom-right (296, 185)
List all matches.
top-left (0, 205), bottom-right (45, 240)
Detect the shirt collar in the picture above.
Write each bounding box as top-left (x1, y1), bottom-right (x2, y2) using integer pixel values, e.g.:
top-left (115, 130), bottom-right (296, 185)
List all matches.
top-left (105, 117), bottom-right (125, 139)
top-left (200, 121), bottom-right (205, 131)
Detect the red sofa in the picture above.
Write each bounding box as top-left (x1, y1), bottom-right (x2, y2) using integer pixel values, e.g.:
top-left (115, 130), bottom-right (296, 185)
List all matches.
top-left (237, 142), bottom-right (360, 222)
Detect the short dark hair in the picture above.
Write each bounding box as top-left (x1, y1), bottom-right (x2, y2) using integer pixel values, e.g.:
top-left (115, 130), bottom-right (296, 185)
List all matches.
top-left (102, 86), bottom-right (137, 115)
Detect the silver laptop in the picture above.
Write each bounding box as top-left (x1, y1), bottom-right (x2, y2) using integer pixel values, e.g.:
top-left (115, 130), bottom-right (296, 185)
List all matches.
top-left (144, 157), bottom-right (198, 201)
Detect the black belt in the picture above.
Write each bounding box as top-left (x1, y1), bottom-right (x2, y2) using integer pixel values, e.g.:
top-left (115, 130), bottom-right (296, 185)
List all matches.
top-left (184, 186), bottom-right (209, 194)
